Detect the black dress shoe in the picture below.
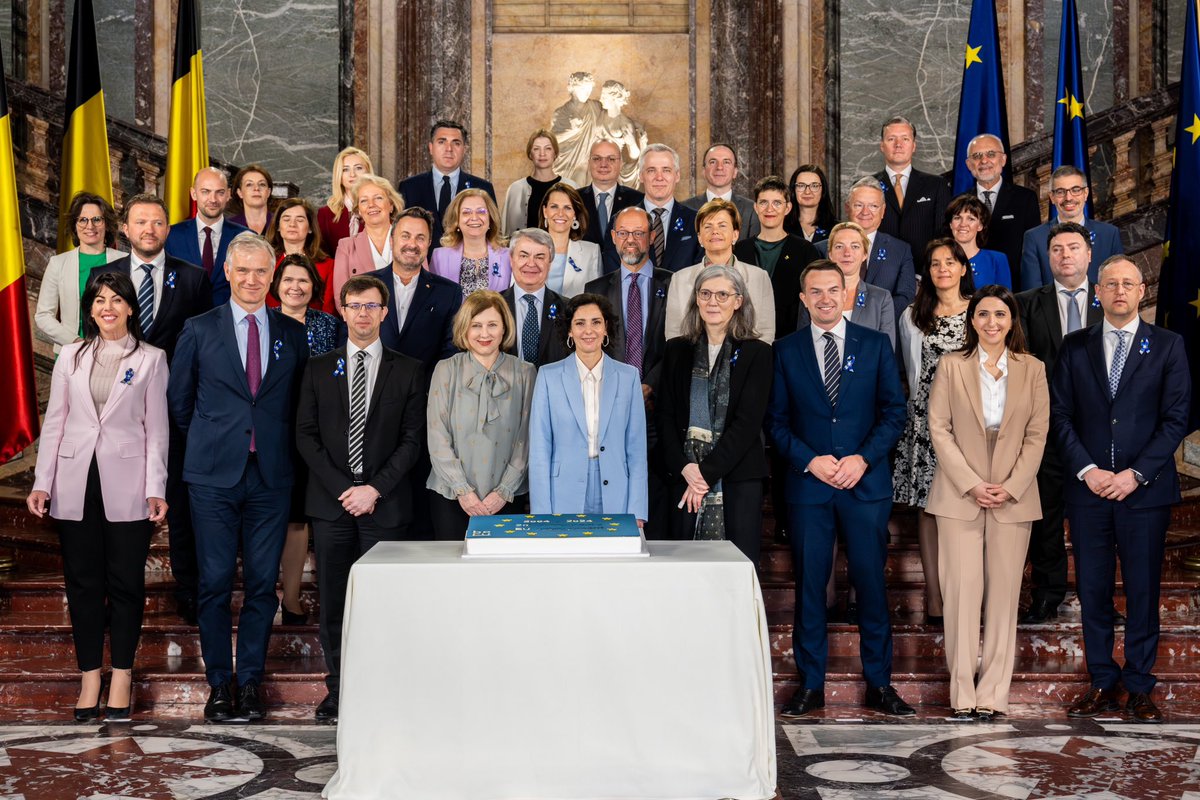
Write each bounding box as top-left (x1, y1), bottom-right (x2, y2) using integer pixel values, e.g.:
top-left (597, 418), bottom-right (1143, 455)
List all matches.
top-left (1127, 692), bottom-right (1163, 723)
top-left (315, 691), bottom-right (339, 722)
top-left (73, 703), bottom-right (101, 723)
top-left (280, 606), bottom-right (308, 626)
top-left (204, 682), bottom-right (237, 722)
top-left (176, 595), bottom-right (199, 626)
top-left (1067, 686), bottom-right (1121, 718)
top-left (865, 685), bottom-right (916, 716)
top-left (780, 688), bottom-right (825, 717)
top-left (238, 680), bottom-right (265, 722)
top-left (103, 705), bottom-right (131, 723)
top-left (1018, 599), bottom-right (1059, 625)
top-left (926, 614), bottom-right (944, 626)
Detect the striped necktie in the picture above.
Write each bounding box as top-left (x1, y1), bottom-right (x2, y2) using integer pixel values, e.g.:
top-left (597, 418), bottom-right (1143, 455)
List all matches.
top-left (137, 264), bottom-right (155, 335)
top-left (349, 350), bottom-right (368, 476)
top-left (822, 332), bottom-right (840, 406)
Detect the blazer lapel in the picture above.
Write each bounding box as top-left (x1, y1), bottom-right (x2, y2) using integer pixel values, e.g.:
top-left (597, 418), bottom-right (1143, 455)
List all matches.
top-left (365, 349), bottom-right (391, 423)
top-left (220, 305), bottom-right (254, 399)
top-left (996, 354), bottom-right (1027, 437)
top-left (833, 329), bottom-right (858, 410)
top-left (1085, 324), bottom-right (1110, 399)
top-left (1037, 285), bottom-right (1063, 343)
top-left (795, 328), bottom-right (826, 406)
top-left (398, 274), bottom-right (434, 342)
top-left (953, 353), bottom-right (987, 432)
top-left (329, 346), bottom-right (350, 421)
top-left (597, 355), bottom-right (619, 444)
top-left (155, 261), bottom-right (180, 324)
top-left (1113, 321), bottom-right (1148, 401)
top-left (1085, 283), bottom-right (1104, 326)
top-left (98, 346), bottom-right (149, 423)
top-left (561, 357), bottom-right (589, 441)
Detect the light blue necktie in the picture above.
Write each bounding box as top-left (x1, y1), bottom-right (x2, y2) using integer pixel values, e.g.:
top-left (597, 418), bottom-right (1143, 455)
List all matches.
top-left (1061, 288), bottom-right (1083, 334)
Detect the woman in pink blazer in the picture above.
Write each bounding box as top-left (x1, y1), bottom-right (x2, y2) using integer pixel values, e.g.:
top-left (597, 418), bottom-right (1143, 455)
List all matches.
top-left (27, 271), bottom-right (169, 723)
top-left (331, 174), bottom-right (404, 311)
top-left (429, 188), bottom-right (512, 296)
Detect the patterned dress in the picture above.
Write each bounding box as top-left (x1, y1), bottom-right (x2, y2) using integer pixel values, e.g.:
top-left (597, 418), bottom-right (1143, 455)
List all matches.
top-left (893, 311), bottom-right (967, 507)
top-left (458, 255), bottom-right (490, 299)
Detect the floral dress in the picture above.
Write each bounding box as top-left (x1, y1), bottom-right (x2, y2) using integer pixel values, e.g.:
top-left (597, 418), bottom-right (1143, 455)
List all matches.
top-left (893, 311), bottom-right (967, 507)
top-left (459, 255), bottom-right (490, 299)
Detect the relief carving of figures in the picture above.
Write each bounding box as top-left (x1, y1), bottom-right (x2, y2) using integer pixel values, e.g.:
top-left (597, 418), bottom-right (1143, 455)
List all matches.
top-left (551, 73), bottom-right (648, 189)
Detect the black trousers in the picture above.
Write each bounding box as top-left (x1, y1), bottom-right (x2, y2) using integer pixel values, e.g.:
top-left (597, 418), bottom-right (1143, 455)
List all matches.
top-left (56, 457), bottom-right (153, 671)
top-left (1027, 446), bottom-right (1069, 607)
top-left (429, 492), bottom-right (523, 540)
top-left (313, 513), bottom-right (408, 691)
top-left (669, 478), bottom-right (763, 567)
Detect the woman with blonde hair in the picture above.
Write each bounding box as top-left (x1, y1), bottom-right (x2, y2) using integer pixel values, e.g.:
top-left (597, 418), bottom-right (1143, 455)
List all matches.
top-left (331, 174), bottom-right (404, 309)
top-left (318, 146), bottom-right (373, 250)
top-left (427, 291), bottom-right (536, 539)
top-left (502, 129), bottom-right (569, 235)
top-left (429, 188), bottom-right (512, 296)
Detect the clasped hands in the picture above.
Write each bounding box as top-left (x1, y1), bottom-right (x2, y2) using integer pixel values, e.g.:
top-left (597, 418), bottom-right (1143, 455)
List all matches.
top-left (968, 482), bottom-right (1012, 509)
top-left (457, 490), bottom-right (507, 517)
top-left (339, 485), bottom-right (381, 517)
top-left (807, 454), bottom-right (868, 490)
top-left (1083, 467), bottom-right (1139, 502)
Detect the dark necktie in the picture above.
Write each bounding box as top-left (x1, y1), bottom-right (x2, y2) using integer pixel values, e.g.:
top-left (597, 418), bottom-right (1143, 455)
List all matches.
top-left (246, 314), bottom-right (262, 452)
top-left (521, 295), bottom-right (540, 364)
top-left (625, 273), bottom-right (644, 376)
top-left (438, 175), bottom-right (452, 216)
top-left (202, 226), bottom-right (214, 277)
top-left (1061, 288), bottom-right (1083, 334)
top-left (349, 350), bottom-right (368, 476)
top-left (596, 192), bottom-right (610, 239)
top-left (650, 208), bottom-right (666, 269)
top-left (1108, 330), bottom-right (1128, 399)
top-left (137, 264), bottom-right (155, 335)
top-left (822, 332), bottom-right (840, 407)
top-left (983, 190), bottom-right (995, 212)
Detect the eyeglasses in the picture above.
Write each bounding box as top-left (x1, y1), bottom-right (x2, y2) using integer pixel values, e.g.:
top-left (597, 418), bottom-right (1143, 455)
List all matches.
top-left (967, 150), bottom-right (1002, 161)
top-left (755, 199), bottom-right (787, 209)
top-left (850, 202), bottom-right (883, 213)
top-left (793, 182), bottom-right (822, 193)
top-left (613, 230), bottom-right (648, 240)
top-left (344, 302), bottom-right (385, 312)
top-left (77, 216), bottom-right (105, 227)
top-left (1050, 186), bottom-right (1088, 199)
top-left (696, 289), bottom-right (740, 304)
top-left (1099, 280), bottom-right (1141, 293)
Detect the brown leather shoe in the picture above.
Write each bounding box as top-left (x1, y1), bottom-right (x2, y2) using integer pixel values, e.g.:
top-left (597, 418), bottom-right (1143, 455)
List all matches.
top-left (1126, 692), bottom-right (1163, 723)
top-left (1067, 687), bottom-right (1121, 718)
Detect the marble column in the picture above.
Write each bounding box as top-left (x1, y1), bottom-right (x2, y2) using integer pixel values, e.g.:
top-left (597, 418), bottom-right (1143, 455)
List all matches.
top-left (425, 0), bottom-right (473, 172)
top-left (394, 0), bottom-right (429, 179)
top-left (1026, 0), bottom-right (1046, 138)
top-left (132, 0), bottom-right (153, 128)
top-left (47, 0), bottom-right (63, 92)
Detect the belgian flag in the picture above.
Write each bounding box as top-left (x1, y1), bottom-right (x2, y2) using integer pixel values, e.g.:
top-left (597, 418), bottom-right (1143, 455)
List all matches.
top-left (164, 0), bottom-right (208, 224)
top-left (57, 0), bottom-right (113, 253)
top-left (0, 41), bottom-right (41, 461)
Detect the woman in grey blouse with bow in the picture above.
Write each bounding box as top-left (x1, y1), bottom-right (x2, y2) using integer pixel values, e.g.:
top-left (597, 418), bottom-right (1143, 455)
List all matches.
top-left (427, 290), bottom-right (537, 538)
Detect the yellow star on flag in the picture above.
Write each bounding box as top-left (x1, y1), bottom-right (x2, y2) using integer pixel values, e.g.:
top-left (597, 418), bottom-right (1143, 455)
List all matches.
top-left (965, 43), bottom-right (983, 68)
top-left (1185, 113), bottom-right (1200, 145)
top-left (1058, 92), bottom-right (1084, 120)
top-left (1190, 289), bottom-right (1200, 317)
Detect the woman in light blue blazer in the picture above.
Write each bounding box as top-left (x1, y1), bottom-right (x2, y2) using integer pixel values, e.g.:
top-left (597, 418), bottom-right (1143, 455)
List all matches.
top-left (529, 293), bottom-right (648, 522)
top-left (796, 222), bottom-right (895, 346)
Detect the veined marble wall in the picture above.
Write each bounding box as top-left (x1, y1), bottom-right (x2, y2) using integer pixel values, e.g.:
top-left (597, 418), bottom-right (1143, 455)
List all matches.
top-left (200, 0), bottom-right (338, 197)
top-left (1040, 0), bottom-right (1114, 129)
top-left (65, 0), bottom-right (135, 123)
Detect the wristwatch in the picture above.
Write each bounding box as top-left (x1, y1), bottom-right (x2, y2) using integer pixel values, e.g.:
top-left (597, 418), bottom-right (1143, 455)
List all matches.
top-left (1130, 468), bottom-right (1147, 485)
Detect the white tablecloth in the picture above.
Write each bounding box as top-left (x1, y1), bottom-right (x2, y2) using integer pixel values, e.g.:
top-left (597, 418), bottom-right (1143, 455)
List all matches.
top-left (323, 540), bottom-right (776, 800)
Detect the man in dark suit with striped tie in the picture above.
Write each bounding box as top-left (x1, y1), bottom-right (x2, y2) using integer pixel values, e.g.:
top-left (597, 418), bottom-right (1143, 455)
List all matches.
top-left (295, 273), bottom-right (426, 721)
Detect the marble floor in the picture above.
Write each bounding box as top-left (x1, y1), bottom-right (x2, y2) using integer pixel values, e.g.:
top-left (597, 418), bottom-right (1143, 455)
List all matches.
top-left (4, 712), bottom-right (1200, 799)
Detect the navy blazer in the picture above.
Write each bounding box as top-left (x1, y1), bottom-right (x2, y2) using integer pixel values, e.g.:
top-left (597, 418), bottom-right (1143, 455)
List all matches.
top-left (768, 322), bottom-right (906, 505)
top-left (396, 170), bottom-right (496, 245)
top-left (874, 168), bottom-right (951, 261)
top-left (1020, 218), bottom-right (1123, 289)
top-left (817, 231), bottom-right (915, 321)
top-left (167, 303), bottom-right (309, 489)
top-left (89, 255), bottom-right (212, 363)
top-left (1050, 320), bottom-right (1191, 510)
top-left (579, 184), bottom-right (644, 249)
top-left (602, 202), bottom-right (701, 274)
top-left (164, 218), bottom-right (250, 307)
top-left (501, 285), bottom-right (568, 368)
top-left (370, 266), bottom-right (462, 375)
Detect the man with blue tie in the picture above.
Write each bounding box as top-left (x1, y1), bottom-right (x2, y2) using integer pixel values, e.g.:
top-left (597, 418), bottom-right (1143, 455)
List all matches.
top-left (164, 167), bottom-right (249, 307)
top-left (397, 120), bottom-right (496, 246)
top-left (167, 232), bottom-right (309, 723)
top-left (1052, 256), bottom-right (1191, 724)
top-left (1020, 166), bottom-right (1123, 289)
top-left (500, 228), bottom-right (567, 368)
top-left (603, 144), bottom-right (700, 274)
top-left (816, 177), bottom-right (915, 321)
top-left (769, 261), bottom-right (912, 717)
top-left (579, 140), bottom-right (643, 254)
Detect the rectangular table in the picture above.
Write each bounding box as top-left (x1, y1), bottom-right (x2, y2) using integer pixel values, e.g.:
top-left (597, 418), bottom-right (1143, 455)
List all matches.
top-left (323, 540), bottom-right (776, 800)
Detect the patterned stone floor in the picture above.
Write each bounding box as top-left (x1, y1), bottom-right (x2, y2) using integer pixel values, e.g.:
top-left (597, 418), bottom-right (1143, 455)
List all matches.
top-left (5, 712), bottom-right (1200, 798)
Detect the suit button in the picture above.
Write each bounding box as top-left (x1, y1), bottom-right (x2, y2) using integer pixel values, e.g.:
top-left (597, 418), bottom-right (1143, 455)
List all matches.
top-left (600, 446), bottom-right (605, 452)
top-left (603, 480), bottom-right (609, 485)
top-left (245, 429), bottom-right (251, 435)
top-left (831, 417), bottom-right (837, 423)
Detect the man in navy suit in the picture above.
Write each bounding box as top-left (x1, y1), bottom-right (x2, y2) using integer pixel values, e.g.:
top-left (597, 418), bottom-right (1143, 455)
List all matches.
top-left (579, 139), bottom-right (643, 253)
top-left (816, 177), bottom-right (916, 321)
top-left (603, 143), bottom-right (700, 274)
top-left (769, 261), bottom-right (912, 717)
top-left (964, 133), bottom-right (1041, 288)
top-left (167, 232), bottom-right (309, 723)
top-left (90, 193), bottom-right (212, 624)
top-left (500, 228), bottom-right (567, 368)
top-left (872, 116), bottom-right (951, 262)
top-left (164, 167), bottom-right (249, 307)
top-left (1052, 256), bottom-right (1191, 724)
top-left (1021, 165), bottom-right (1123, 289)
top-left (397, 120), bottom-right (496, 246)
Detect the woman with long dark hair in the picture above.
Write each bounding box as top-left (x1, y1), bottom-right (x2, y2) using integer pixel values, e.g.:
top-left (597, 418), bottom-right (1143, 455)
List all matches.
top-left (927, 286), bottom-right (1048, 718)
top-left (27, 271), bottom-right (168, 722)
top-left (895, 238), bottom-right (976, 624)
top-left (783, 164), bottom-right (837, 243)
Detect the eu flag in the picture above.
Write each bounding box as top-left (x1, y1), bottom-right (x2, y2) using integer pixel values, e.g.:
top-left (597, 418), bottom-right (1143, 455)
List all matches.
top-left (951, 0), bottom-right (1011, 196)
top-left (1155, 0), bottom-right (1200, 429)
top-left (1051, 0), bottom-right (1092, 217)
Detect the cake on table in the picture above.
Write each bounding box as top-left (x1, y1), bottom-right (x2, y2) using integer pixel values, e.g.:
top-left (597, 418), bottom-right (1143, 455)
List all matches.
top-left (463, 513), bottom-right (647, 556)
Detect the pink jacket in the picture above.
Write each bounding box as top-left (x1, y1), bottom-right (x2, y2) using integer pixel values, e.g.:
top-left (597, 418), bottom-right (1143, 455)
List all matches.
top-left (33, 341), bottom-right (169, 522)
top-left (333, 230), bottom-right (388, 311)
top-left (428, 244), bottom-right (512, 292)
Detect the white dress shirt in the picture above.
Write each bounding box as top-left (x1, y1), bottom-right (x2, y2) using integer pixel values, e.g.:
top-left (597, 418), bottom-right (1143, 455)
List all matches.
top-left (393, 272), bottom-right (419, 332)
top-left (128, 249), bottom-right (167, 311)
top-left (195, 216), bottom-right (225, 260)
top-left (978, 349), bottom-right (1009, 430)
top-left (432, 167), bottom-right (462, 199)
top-left (884, 165), bottom-right (912, 197)
top-left (514, 285), bottom-right (546, 361)
top-left (809, 317), bottom-right (847, 383)
top-left (976, 177), bottom-right (1003, 207)
top-left (705, 189), bottom-right (732, 202)
top-left (369, 236), bottom-right (393, 270)
top-left (346, 338), bottom-right (384, 417)
top-left (575, 354), bottom-right (604, 458)
top-left (1053, 279), bottom-right (1089, 337)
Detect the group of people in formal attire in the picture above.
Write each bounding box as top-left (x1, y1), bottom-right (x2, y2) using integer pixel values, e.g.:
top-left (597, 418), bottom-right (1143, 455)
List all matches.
top-left (27, 114), bottom-right (1190, 726)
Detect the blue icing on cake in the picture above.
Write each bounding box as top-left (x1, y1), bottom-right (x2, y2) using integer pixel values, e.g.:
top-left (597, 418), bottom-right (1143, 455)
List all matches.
top-left (466, 513), bottom-right (639, 539)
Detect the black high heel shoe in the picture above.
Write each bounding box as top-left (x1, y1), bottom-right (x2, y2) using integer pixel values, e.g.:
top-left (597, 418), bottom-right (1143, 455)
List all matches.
top-left (74, 673), bottom-right (104, 722)
top-left (280, 605), bottom-right (308, 626)
top-left (104, 670), bottom-right (134, 722)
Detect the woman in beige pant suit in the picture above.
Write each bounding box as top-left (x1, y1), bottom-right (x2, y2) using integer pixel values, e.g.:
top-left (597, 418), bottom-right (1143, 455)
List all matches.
top-left (926, 285), bottom-right (1049, 720)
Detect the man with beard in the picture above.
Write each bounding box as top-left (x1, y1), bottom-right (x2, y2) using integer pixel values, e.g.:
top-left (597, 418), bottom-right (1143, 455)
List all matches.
top-left (165, 168), bottom-right (249, 305)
